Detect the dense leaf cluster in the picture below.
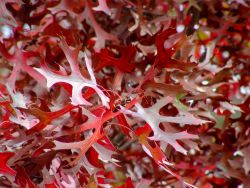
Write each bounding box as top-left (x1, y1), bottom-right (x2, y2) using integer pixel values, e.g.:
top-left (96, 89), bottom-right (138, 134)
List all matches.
top-left (0, 0), bottom-right (250, 187)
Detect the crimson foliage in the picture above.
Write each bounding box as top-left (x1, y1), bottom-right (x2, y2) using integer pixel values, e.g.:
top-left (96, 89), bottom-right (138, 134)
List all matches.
top-left (0, 0), bottom-right (250, 187)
